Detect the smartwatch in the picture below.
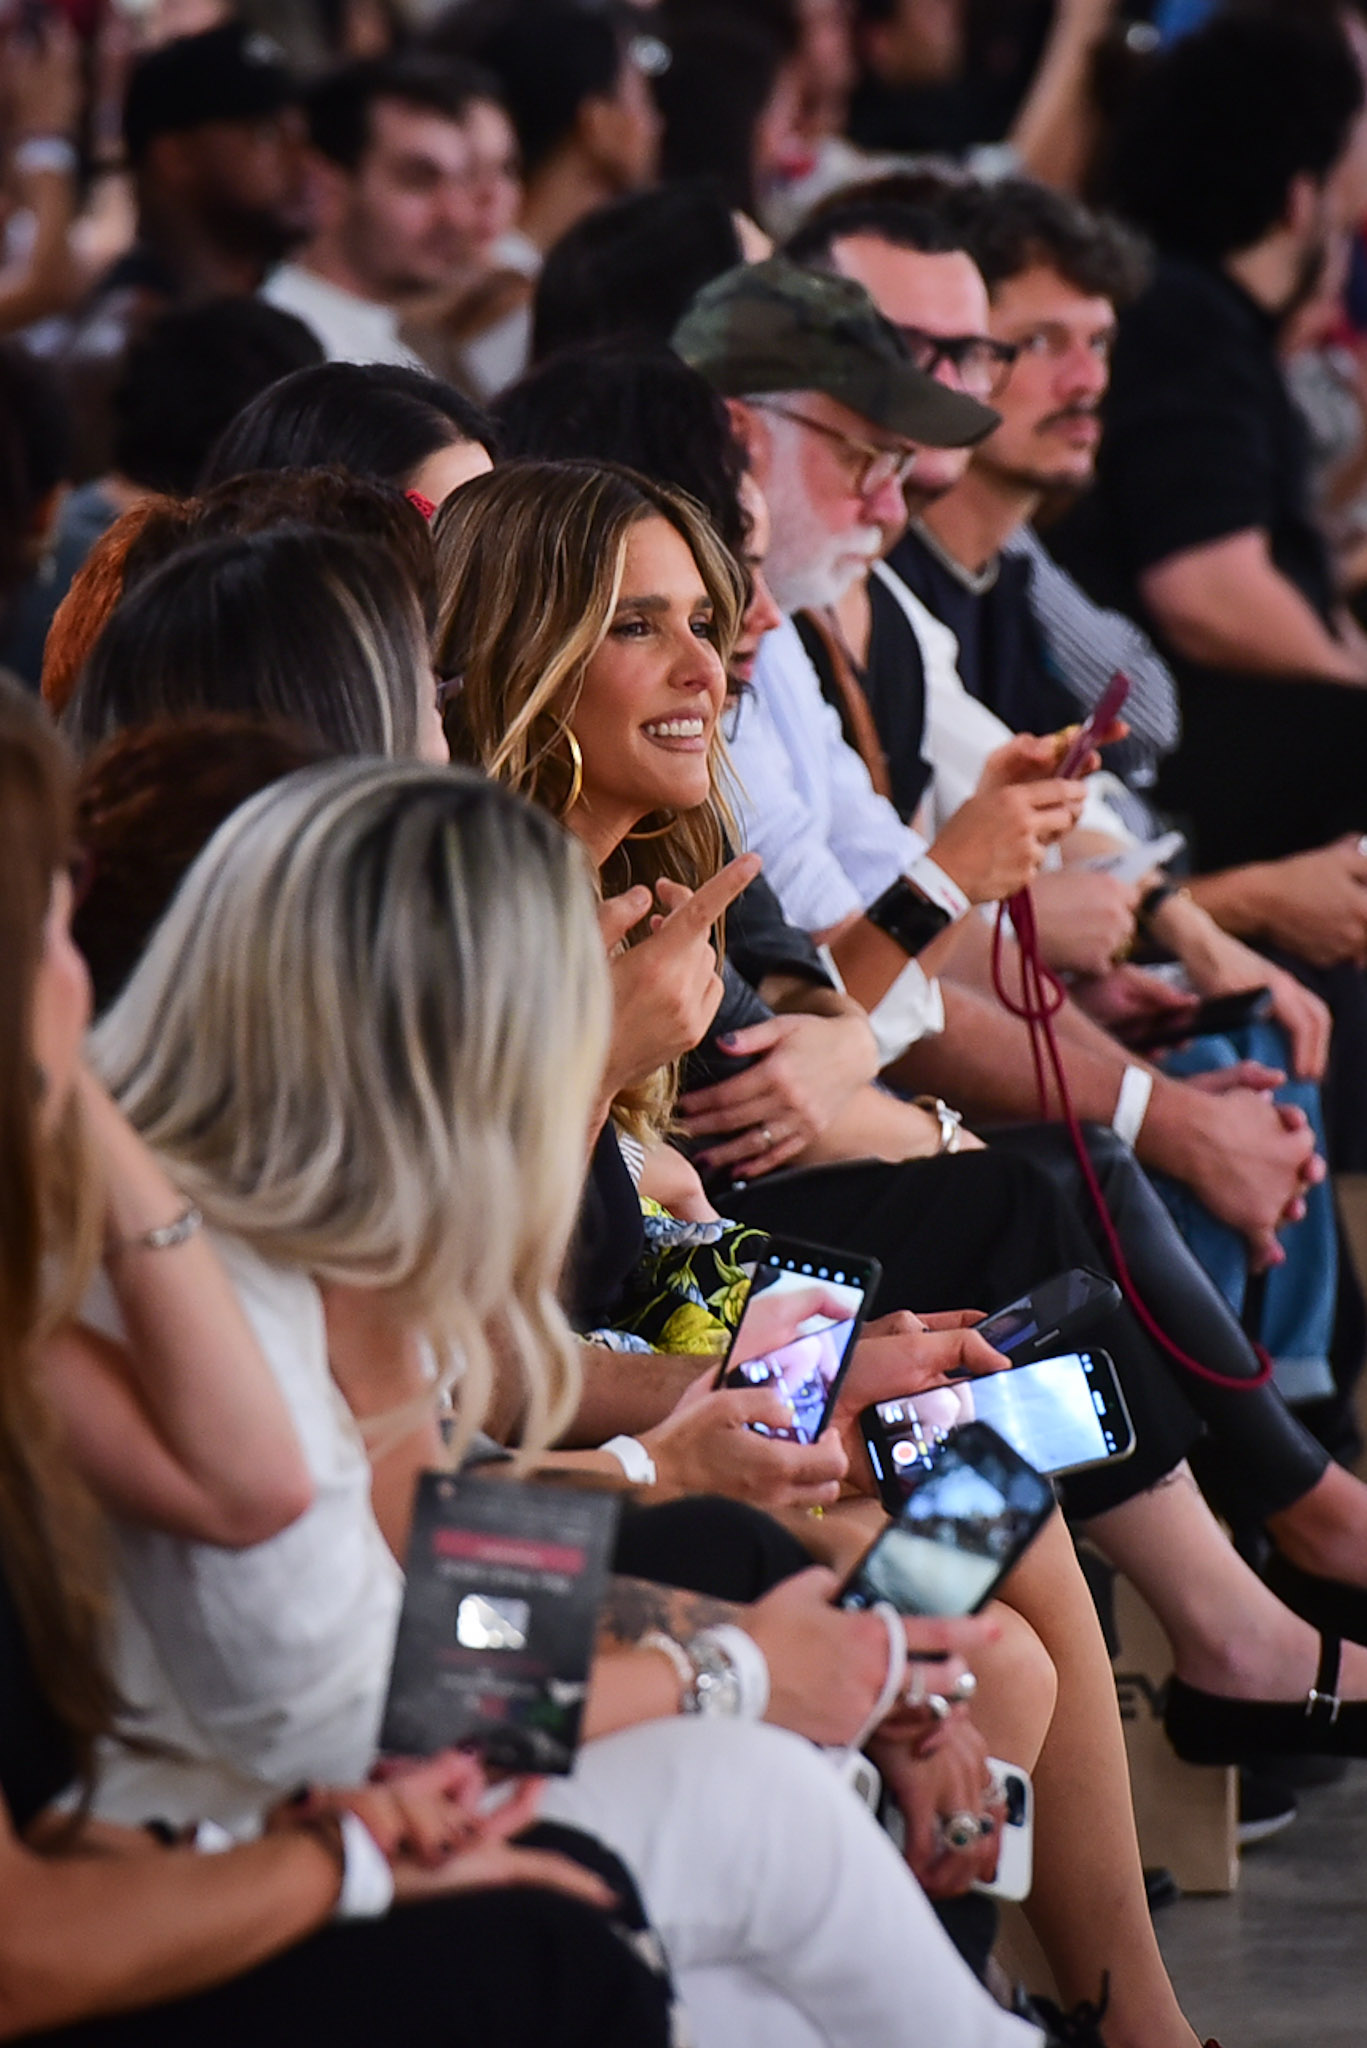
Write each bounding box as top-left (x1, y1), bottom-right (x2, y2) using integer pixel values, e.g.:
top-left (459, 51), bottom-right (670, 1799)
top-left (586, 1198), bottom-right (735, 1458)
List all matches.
top-left (865, 875), bottom-right (954, 959)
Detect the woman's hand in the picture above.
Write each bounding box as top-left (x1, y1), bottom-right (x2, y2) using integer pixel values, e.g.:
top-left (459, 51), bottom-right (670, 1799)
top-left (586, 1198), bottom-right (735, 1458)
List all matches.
top-left (640, 1367), bottom-right (847, 1510)
top-left (598, 854), bottom-right (760, 1095)
top-left (271, 1755), bottom-right (617, 1910)
top-left (678, 1009), bottom-right (880, 1178)
top-left (744, 1567), bottom-right (998, 1748)
top-left (868, 1709), bottom-right (1002, 1898)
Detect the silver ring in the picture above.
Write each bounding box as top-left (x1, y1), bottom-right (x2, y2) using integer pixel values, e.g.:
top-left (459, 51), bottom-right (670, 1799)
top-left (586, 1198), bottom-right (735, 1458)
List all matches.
top-left (760, 1125), bottom-right (774, 1146)
top-left (940, 1810), bottom-right (984, 1852)
top-left (903, 1662), bottom-right (928, 1708)
top-left (949, 1670), bottom-right (977, 1704)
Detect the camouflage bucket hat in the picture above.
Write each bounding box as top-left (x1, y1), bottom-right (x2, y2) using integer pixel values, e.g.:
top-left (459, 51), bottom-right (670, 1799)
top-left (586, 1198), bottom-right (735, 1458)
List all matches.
top-left (673, 256), bottom-right (999, 448)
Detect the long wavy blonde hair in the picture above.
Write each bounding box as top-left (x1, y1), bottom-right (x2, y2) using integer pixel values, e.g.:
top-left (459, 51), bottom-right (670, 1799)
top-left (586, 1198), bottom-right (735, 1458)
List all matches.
top-left (92, 761), bottom-right (610, 1465)
top-left (433, 458), bottom-right (744, 1134)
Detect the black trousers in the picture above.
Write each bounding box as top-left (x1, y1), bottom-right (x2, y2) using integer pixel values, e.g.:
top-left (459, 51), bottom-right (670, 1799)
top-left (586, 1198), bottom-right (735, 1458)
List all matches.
top-left (35, 1844), bottom-right (674, 2048)
top-left (725, 1128), bottom-right (1329, 1526)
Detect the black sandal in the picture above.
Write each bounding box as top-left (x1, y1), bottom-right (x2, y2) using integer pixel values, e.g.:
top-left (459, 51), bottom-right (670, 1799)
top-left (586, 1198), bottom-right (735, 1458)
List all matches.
top-left (1164, 1633), bottom-right (1362, 1765)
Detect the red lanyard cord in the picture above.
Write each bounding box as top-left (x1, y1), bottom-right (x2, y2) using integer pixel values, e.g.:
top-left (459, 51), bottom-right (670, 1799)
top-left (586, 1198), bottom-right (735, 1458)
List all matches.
top-left (991, 887), bottom-right (1273, 1391)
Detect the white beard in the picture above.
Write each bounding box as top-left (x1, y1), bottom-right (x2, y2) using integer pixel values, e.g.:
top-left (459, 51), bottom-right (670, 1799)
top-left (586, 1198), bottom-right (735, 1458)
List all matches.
top-left (760, 415), bottom-right (884, 613)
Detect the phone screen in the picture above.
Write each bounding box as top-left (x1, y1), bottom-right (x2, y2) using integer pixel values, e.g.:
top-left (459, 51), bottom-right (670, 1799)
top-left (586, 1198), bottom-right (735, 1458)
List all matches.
top-left (716, 1256), bottom-right (870, 1444)
top-left (841, 1426), bottom-right (1053, 1617)
top-left (869, 1350), bottom-right (1129, 1484)
top-left (974, 1268), bottom-right (1117, 1362)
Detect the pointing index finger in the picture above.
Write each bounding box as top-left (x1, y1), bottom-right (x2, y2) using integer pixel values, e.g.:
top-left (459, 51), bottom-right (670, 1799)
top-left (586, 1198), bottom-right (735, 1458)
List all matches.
top-left (659, 851), bottom-right (762, 938)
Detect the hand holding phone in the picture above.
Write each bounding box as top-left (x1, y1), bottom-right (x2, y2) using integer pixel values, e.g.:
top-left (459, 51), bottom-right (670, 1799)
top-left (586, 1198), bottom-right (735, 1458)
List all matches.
top-left (1055, 670), bottom-right (1131, 779)
top-left (862, 1347), bottom-right (1134, 1508)
top-left (839, 1424), bottom-right (1055, 1617)
top-left (714, 1239), bottom-right (880, 1444)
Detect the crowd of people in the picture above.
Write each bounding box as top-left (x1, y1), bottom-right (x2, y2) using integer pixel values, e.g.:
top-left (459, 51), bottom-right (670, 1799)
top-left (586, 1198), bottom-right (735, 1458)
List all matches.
top-left (2, 0), bottom-right (1367, 2041)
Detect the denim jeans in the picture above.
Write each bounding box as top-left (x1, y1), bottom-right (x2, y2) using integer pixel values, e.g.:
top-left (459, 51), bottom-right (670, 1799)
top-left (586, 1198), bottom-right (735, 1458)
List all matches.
top-left (1151, 1018), bottom-right (1337, 1403)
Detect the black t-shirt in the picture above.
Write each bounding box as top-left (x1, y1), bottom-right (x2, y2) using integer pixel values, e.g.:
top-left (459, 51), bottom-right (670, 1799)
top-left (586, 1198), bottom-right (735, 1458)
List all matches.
top-left (888, 527), bottom-right (1077, 741)
top-left (0, 1550), bottom-right (76, 1835)
top-left (1051, 257), bottom-right (1337, 636)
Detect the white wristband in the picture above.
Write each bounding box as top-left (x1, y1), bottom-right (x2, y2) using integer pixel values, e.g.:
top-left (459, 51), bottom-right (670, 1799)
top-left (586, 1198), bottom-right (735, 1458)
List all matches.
top-left (908, 853), bottom-right (972, 920)
top-left (600, 1434), bottom-right (657, 1486)
top-left (850, 1602), bottom-right (908, 1752)
top-left (1111, 1064), bottom-right (1153, 1149)
top-left (692, 1623), bottom-right (771, 1721)
top-left (334, 1811), bottom-right (396, 1920)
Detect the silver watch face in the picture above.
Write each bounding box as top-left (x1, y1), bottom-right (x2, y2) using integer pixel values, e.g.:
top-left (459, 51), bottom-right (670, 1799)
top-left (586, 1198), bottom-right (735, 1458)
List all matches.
top-left (688, 1645), bottom-right (743, 1717)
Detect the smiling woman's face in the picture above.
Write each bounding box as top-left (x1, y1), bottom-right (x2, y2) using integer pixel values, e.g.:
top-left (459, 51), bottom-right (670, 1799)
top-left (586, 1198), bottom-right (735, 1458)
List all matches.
top-left (566, 515), bottom-right (726, 863)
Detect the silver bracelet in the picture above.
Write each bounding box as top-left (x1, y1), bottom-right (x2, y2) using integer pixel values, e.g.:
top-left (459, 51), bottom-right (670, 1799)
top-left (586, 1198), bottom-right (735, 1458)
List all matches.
top-left (641, 1628), bottom-right (695, 1704)
top-left (110, 1203), bottom-right (203, 1256)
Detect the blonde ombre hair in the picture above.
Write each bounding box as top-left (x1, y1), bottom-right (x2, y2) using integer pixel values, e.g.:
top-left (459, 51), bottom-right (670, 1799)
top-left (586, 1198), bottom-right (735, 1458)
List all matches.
top-left (92, 761), bottom-right (609, 1465)
top-left (433, 458), bottom-right (745, 1134)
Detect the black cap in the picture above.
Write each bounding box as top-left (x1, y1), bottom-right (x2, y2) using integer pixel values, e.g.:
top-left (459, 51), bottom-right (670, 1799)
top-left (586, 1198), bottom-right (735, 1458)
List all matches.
top-left (674, 257), bottom-right (998, 448)
top-left (123, 24), bottom-right (299, 167)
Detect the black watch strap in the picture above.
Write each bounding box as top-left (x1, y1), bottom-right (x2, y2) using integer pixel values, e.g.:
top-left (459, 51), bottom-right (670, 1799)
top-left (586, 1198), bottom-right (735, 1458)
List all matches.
top-left (866, 875), bottom-right (954, 960)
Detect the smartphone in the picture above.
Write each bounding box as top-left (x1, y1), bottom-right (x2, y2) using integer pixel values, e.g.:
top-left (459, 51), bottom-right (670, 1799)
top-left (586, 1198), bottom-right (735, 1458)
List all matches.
top-left (1057, 670), bottom-right (1131, 778)
top-left (972, 1267), bottom-right (1120, 1366)
top-left (1122, 985), bottom-right (1273, 1054)
top-left (860, 1347), bottom-right (1134, 1508)
top-left (837, 1422), bottom-right (1055, 1618)
top-left (975, 1760), bottom-right (1034, 1902)
top-left (713, 1237), bottom-right (880, 1444)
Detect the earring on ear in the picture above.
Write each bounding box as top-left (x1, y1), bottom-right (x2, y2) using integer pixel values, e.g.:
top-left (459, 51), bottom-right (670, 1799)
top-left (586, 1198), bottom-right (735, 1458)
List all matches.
top-left (558, 728), bottom-right (584, 819)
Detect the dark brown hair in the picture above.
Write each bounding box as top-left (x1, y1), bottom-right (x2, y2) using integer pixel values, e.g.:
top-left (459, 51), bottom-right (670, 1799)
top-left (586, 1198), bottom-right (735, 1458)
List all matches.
top-left (0, 680), bottom-right (115, 1785)
top-left (74, 716), bottom-right (330, 1016)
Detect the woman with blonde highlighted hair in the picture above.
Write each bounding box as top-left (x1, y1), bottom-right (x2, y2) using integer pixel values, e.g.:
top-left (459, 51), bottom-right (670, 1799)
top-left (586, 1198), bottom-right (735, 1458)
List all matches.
top-left (435, 458), bottom-right (759, 1145)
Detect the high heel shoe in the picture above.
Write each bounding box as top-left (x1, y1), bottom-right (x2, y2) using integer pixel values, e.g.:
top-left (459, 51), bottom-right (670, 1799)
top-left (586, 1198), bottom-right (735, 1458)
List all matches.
top-left (1165, 1633), bottom-right (1367, 1765)
top-left (1263, 1548), bottom-right (1367, 1645)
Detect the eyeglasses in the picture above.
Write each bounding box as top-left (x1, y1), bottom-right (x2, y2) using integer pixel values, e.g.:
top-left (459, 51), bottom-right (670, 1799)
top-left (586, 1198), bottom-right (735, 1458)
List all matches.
top-left (755, 402), bottom-right (918, 497)
top-left (897, 326), bottom-right (1019, 401)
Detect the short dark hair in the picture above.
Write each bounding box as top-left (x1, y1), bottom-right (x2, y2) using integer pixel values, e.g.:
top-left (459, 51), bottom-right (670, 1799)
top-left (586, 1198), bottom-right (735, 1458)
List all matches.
top-left (1102, 13), bottom-right (1363, 263)
top-left (430, 0), bottom-right (628, 178)
top-left (111, 300), bottom-right (323, 496)
top-left (306, 52), bottom-right (491, 171)
top-left (532, 181), bottom-right (743, 361)
top-left (201, 361), bottom-right (494, 492)
top-left (494, 346), bottom-right (749, 559)
top-left (944, 177), bottom-right (1149, 305)
top-left (784, 193), bottom-right (966, 270)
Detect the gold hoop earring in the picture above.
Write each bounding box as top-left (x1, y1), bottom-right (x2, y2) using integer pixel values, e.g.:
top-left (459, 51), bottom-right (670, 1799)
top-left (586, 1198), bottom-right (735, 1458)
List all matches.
top-left (558, 728), bottom-right (584, 819)
top-left (625, 812), bottom-right (677, 841)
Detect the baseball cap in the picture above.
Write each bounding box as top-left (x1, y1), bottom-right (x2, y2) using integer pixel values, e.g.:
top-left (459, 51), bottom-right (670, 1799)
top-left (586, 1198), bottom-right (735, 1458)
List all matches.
top-left (123, 24), bottom-right (299, 167)
top-left (673, 257), bottom-right (998, 448)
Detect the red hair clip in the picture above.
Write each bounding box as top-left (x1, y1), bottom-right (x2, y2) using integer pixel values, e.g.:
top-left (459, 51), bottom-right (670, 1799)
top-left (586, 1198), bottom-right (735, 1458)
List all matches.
top-left (406, 489), bottom-right (437, 521)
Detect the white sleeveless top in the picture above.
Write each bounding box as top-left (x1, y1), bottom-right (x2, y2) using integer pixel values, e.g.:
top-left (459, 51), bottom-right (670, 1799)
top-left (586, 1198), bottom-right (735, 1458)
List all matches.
top-left (84, 1233), bottom-right (402, 1836)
